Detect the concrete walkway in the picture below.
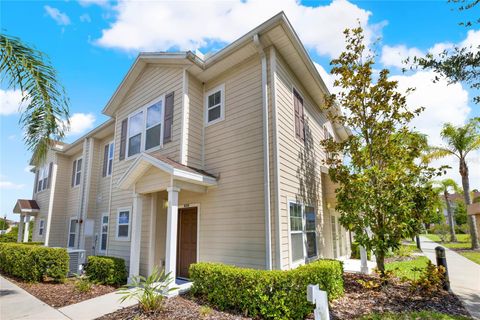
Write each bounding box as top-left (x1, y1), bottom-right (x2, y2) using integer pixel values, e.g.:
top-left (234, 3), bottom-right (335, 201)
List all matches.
top-left (420, 236), bottom-right (480, 320)
top-left (58, 289), bottom-right (137, 320)
top-left (0, 276), bottom-right (68, 320)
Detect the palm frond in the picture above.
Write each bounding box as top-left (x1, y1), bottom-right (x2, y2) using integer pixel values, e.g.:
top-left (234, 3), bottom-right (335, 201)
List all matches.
top-left (0, 33), bottom-right (69, 164)
top-left (424, 146), bottom-right (457, 162)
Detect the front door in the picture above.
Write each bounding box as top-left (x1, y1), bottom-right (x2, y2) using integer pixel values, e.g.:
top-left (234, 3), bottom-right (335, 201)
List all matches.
top-left (176, 207), bottom-right (198, 279)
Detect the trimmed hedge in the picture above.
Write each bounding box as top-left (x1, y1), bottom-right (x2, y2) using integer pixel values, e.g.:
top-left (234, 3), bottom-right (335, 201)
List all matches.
top-left (0, 243), bottom-right (69, 282)
top-left (85, 256), bottom-right (127, 285)
top-left (190, 260), bottom-right (344, 319)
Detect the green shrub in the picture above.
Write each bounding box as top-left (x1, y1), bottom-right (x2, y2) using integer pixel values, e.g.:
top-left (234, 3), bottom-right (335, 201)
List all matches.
top-left (190, 260), bottom-right (344, 320)
top-left (454, 224), bottom-right (469, 235)
top-left (74, 274), bottom-right (93, 293)
top-left (85, 256), bottom-right (127, 285)
top-left (351, 242), bottom-right (372, 260)
top-left (0, 243), bottom-right (68, 282)
top-left (433, 223), bottom-right (450, 242)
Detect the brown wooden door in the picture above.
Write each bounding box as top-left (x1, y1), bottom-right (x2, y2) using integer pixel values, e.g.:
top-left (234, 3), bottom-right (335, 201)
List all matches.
top-left (176, 207), bottom-right (197, 279)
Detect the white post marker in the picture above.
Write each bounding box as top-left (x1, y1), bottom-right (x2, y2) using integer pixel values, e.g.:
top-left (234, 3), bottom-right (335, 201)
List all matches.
top-left (307, 284), bottom-right (330, 320)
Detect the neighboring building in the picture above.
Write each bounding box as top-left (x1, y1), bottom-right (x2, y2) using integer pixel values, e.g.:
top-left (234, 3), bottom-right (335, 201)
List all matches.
top-left (441, 191), bottom-right (480, 226)
top-left (13, 13), bottom-right (350, 286)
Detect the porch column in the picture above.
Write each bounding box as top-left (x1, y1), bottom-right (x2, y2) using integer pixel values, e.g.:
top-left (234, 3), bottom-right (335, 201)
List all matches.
top-left (165, 187), bottom-right (180, 285)
top-left (17, 214), bottom-right (25, 243)
top-left (128, 193), bottom-right (143, 283)
top-left (23, 215), bottom-right (30, 243)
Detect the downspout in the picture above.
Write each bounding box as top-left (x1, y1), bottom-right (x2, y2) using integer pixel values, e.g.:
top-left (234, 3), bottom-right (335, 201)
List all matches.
top-left (254, 34), bottom-right (272, 270)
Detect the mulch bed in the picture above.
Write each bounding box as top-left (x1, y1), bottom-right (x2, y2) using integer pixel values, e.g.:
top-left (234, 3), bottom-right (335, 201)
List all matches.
top-left (97, 273), bottom-right (471, 320)
top-left (329, 273), bottom-right (471, 319)
top-left (97, 294), bottom-right (250, 320)
top-left (4, 274), bottom-right (117, 308)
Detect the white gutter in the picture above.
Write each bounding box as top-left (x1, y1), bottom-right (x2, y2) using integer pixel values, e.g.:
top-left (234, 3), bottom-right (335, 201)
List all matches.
top-left (269, 46), bottom-right (283, 270)
top-left (254, 34), bottom-right (272, 270)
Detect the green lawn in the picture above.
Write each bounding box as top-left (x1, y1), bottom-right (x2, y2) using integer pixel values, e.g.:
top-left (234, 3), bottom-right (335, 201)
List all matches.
top-left (425, 234), bottom-right (480, 265)
top-left (360, 311), bottom-right (470, 320)
top-left (385, 256), bottom-right (430, 280)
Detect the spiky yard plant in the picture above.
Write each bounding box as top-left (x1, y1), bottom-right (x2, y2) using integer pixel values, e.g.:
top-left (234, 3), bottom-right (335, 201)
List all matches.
top-left (0, 33), bottom-right (69, 164)
top-left (118, 267), bottom-right (176, 313)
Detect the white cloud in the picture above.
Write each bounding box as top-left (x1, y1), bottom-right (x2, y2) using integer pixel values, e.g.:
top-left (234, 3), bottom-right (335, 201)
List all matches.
top-left (390, 70), bottom-right (478, 186)
top-left (0, 181), bottom-right (25, 190)
top-left (78, 0), bottom-right (110, 7)
top-left (460, 29), bottom-right (480, 52)
top-left (95, 0), bottom-right (383, 58)
top-left (44, 5), bottom-right (71, 26)
top-left (0, 89), bottom-right (25, 116)
top-left (65, 113), bottom-right (96, 136)
top-left (80, 13), bottom-right (92, 23)
top-left (24, 166), bottom-right (34, 173)
top-left (380, 45), bottom-right (423, 69)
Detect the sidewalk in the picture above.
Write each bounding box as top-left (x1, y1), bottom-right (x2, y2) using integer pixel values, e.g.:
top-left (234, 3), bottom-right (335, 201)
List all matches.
top-left (0, 276), bottom-right (68, 320)
top-left (420, 236), bottom-right (480, 320)
top-left (58, 289), bottom-right (137, 320)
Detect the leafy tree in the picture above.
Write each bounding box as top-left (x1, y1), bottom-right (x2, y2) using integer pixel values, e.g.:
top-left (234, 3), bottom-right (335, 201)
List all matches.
top-left (433, 179), bottom-right (461, 242)
top-left (454, 200), bottom-right (468, 226)
top-left (322, 27), bottom-right (440, 276)
top-left (0, 33), bottom-right (69, 164)
top-left (0, 218), bottom-right (9, 231)
top-left (427, 119), bottom-right (480, 249)
top-left (412, 1), bottom-right (479, 104)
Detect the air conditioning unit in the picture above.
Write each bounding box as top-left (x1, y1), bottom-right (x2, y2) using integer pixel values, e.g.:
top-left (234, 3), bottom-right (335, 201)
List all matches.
top-left (67, 249), bottom-right (86, 276)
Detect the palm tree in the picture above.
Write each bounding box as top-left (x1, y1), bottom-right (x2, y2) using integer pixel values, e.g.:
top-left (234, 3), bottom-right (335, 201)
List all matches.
top-left (434, 179), bottom-right (461, 242)
top-left (1, 33), bottom-right (69, 164)
top-left (428, 118), bottom-right (480, 249)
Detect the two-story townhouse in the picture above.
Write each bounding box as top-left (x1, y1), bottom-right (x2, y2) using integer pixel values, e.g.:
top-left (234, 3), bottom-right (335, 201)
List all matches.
top-left (14, 12), bottom-right (350, 288)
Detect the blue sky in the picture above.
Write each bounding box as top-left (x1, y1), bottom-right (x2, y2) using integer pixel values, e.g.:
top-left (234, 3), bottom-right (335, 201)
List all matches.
top-left (1, 0), bottom-right (479, 220)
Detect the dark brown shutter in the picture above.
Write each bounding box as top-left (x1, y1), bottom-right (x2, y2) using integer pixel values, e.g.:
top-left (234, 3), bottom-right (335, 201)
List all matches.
top-left (293, 90), bottom-right (305, 142)
top-left (34, 169), bottom-right (39, 193)
top-left (102, 144), bottom-right (109, 177)
top-left (71, 160), bottom-right (77, 187)
top-left (119, 119), bottom-right (128, 160)
top-left (163, 92), bottom-right (174, 143)
top-left (47, 162), bottom-right (53, 188)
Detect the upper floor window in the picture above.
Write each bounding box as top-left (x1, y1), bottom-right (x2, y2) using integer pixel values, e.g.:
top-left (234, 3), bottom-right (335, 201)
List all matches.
top-left (71, 158), bottom-right (82, 187)
top-left (127, 98), bottom-right (164, 158)
top-left (205, 84), bottom-right (225, 126)
top-left (293, 89), bottom-right (305, 142)
top-left (103, 142), bottom-right (114, 177)
top-left (37, 164), bottom-right (49, 192)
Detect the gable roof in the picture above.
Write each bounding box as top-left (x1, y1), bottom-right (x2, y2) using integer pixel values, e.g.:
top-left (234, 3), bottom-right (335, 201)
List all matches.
top-left (102, 13), bottom-right (347, 135)
top-left (13, 199), bottom-right (40, 214)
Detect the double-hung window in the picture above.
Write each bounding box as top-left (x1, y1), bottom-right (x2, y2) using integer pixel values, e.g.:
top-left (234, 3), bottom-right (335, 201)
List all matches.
top-left (37, 164), bottom-right (49, 192)
top-left (205, 84), bottom-right (225, 125)
top-left (100, 214), bottom-right (109, 252)
top-left (289, 201), bottom-right (318, 265)
top-left (68, 218), bottom-right (78, 248)
top-left (127, 98), bottom-right (164, 157)
top-left (116, 208), bottom-right (131, 240)
top-left (72, 158), bottom-right (82, 187)
top-left (103, 142), bottom-right (114, 177)
top-left (39, 219), bottom-right (45, 236)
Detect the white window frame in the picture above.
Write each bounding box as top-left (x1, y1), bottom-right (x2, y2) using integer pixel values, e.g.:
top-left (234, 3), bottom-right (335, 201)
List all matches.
top-left (106, 141), bottom-right (114, 177)
top-left (204, 84), bottom-right (225, 126)
top-left (116, 207), bottom-right (131, 241)
top-left (288, 200), bottom-right (318, 268)
top-left (38, 219), bottom-right (45, 236)
top-left (73, 157), bottom-right (82, 187)
top-left (126, 95), bottom-right (165, 160)
top-left (67, 217), bottom-right (78, 248)
top-left (99, 213), bottom-right (109, 252)
top-left (37, 164), bottom-right (49, 192)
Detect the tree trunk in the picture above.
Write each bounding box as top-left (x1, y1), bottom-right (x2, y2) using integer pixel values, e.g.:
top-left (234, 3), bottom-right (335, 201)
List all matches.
top-left (375, 249), bottom-right (386, 276)
top-left (444, 190), bottom-right (457, 242)
top-left (460, 158), bottom-right (480, 249)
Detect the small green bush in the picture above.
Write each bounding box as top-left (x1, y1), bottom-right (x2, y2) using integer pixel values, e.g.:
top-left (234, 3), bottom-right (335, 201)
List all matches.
top-left (190, 260), bottom-right (344, 320)
top-left (0, 243), bottom-right (68, 282)
top-left (351, 242), bottom-right (372, 260)
top-left (85, 256), bottom-right (127, 285)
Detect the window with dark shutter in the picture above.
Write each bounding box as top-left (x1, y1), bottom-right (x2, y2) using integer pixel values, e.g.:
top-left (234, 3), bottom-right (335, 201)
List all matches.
top-left (102, 144), bottom-right (109, 177)
top-left (293, 89), bottom-right (305, 142)
top-left (119, 119), bottom-right (127, 160)
top-left (47, 162), bottom-right (53, 188)
top-left (163, 92), bottom-right (174, 143)
top-left (34, 170), bottom-right (39, 193)
top-left (71, 159), bottom-right (77, 187)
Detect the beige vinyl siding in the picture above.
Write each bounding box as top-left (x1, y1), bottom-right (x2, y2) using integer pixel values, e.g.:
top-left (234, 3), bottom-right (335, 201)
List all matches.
top-left (177, 57), bottom-right (266, 269)
top-left (274, 52), bottom-right (336, 269)
top-left (185, 73), bottom-right (203, 168)
top-left (108, 65), bottom-right (183, 264)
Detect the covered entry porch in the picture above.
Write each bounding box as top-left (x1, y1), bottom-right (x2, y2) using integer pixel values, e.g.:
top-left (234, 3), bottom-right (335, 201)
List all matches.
top-left (13, 199), bottom-right (40, 243)
top-left (117, 153), bottom-right (217, 288)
